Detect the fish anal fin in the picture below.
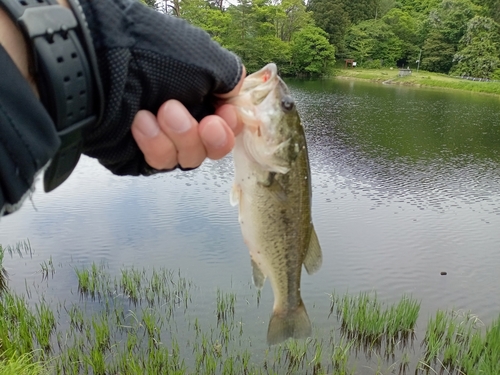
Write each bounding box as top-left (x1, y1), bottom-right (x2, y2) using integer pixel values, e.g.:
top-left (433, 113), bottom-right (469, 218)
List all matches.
top-left (303, 226), bottom-right (322, 275)
top-left (251, 258), bottom-right (266, 289)
top-left (267, 301), bottom-right (311, 345)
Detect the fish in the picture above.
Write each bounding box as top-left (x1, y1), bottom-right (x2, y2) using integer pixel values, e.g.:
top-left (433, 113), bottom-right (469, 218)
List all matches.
top-left (229, 63), bottom-right (322, 345)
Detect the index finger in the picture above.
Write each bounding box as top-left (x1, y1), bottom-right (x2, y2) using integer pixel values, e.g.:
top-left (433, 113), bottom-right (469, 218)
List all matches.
top-left (214, 66), bottom-right (246, 136)
top-left (215, 66), bottom-right (246, 99)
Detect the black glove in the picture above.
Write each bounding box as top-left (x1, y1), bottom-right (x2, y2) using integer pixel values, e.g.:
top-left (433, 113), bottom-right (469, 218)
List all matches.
top-left (78, 0), bottom-right (243, 175)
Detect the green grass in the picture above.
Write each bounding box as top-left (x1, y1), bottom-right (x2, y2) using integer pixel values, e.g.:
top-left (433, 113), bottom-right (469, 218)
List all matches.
top-left (419, 310), bottom-right (500, 374)
top-left (0, 352), bottom-right (46, 375)
top-left (2, 244), bottom-right (500, 374)
top-left (330, 291), bottom-right (420, 351)
top-left (335, 68), bottom-right (500, 95)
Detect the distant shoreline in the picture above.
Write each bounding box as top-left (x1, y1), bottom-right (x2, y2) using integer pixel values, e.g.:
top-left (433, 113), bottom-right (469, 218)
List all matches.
top-left (332, 68), bottom-right (500, 97)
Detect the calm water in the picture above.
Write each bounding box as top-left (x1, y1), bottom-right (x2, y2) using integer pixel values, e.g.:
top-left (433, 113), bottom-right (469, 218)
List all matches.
top-left (2, 79), bottom-right (500, 371)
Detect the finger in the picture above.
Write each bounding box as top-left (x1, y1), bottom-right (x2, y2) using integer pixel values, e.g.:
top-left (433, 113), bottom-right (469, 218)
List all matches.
top-left (216, 66), bottom-right (246, 99)
top-left (215, 104), bottom-right (243, 136)
top-left (199, 115), bottom-right (235, 160)
top-left (131, 110), bottom-right (178, 170)
top-left (157, 100), bottom-right (206, 169)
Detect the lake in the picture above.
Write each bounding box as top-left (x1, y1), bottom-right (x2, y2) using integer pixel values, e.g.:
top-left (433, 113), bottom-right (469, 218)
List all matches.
top-left (2, 78), bottom-right (500, 373)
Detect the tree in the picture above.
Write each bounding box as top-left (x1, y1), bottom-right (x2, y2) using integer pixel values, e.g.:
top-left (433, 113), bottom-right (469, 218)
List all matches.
top-left (382, 8), bottom-right (420, 44)
top-left (224, 0), bottom-right (256, 68)
top-left (420, 0), bottom-right (481, 73)
top-left (161, 0), bottom-right (181, 15)
top-left (382, 8), bottom-right (423, 66)
top-left (421, 29), bottom-right (456, 72)
top-left (398, 0), bottom-right (440, 14)
top-left (345, 19), bottom-right (403, 66)
top-left (290, 26), bottom-right (336, 76)
top-left (307, 0), bottom-right (350, 54)
top-left (479, 0), bottom-right (500, 23)
top-left (140, 0), bottom-right (158, 10)
top-left (181, 0), bottom-right (231, 44)
top-left (451, 16), bottom-right (500, 78)
top-left (344, 0), bottom-right (378, 23)
top-left (273, 0), bottom-right (313, 42)
top-left (344, 25), bottom-right (373, 64)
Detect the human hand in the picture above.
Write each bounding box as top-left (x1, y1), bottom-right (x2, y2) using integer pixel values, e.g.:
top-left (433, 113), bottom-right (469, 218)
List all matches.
top-left (131, 68), bottom-right (245, 171)
top-left (77, 0), bottom-right (245, 175)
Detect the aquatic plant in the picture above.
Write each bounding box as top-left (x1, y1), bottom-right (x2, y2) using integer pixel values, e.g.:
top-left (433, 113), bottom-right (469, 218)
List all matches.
top-left (2, 253), bottom-right (500, 375)
top-left (330, 291), bottom-right (420, 351)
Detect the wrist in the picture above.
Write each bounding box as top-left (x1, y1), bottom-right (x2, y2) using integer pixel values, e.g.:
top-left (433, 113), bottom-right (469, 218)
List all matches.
top-left (0, 6), bottom-right (38, 96)
top-left (0, 0), bottom-right (69, 97)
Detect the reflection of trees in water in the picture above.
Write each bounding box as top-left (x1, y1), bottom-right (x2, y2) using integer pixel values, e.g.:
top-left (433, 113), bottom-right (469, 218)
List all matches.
top-left (288, 79), bottom-right (500, 213)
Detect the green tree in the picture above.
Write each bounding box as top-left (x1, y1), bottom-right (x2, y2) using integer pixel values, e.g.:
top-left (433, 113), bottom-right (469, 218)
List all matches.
top-left (451, 16), bottom-right (500, 78)
top-left (344, 0), bottom-right (378, 23)
top-left (223, 0), bottom-right (294, 73)
top-left (420, 29), bottom-right (456, 72)
top-left (345, 19), bottom-right (403, 66)
top-left (273, 0), bottom-right (313, 42)
top-left (382, 8), bottom-right (420, 44)
top-left (375, 0), bottom-right (398, 19)
top-left (307, 0), bottom-right (350, 54)
top-left (181, 0), bottom-right (231, 43)
top-left (290, 26), bottom-right (336, 76)
top-left (382, 7), bottom-right (423, 66)
top-left (140, 0), bottom-right (158, 10)
top-left (421, 0), bottom-right (481, 73)
top-left (479, 0), bottom-right (500, 23)
top-left (344, 25), bottom-right (373, 63)
top-left (398, 0), bottom-right (440, 14)
top-left (224, 0), bottom-right (257, 69)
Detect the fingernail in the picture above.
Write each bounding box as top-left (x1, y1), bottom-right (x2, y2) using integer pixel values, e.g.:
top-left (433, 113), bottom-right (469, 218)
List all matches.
top-left (136, 114), bottom-right (160, 138)
top-left (202, 121), bottom-right (227, 148)
top-left (165, 104), bottom-right (193, 133)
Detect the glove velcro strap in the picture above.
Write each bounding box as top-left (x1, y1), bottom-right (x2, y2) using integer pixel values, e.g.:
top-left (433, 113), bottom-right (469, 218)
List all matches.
top-left (0, 0), bottom-right (102, 191)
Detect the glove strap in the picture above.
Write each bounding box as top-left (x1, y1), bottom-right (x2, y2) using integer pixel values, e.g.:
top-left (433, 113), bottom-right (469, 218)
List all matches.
top-left (0, 0), bottom-right (103, 191)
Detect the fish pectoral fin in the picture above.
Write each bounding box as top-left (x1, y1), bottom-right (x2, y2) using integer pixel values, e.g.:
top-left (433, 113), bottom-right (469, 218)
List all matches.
top-left (251, 259), bottom-right (266, 289)
top-left (244, 131), bottom-right (290, 174)
top-left (303, 226), bottom-right (322, 275)
top-left (258, 172), bottom-right (287, 203)
top-left (230, 183), bottom-right (241, 207)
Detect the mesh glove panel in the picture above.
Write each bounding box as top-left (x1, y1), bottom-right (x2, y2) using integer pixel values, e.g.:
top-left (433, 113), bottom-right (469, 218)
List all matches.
top-left (79, 0), bottom-right (243, 175)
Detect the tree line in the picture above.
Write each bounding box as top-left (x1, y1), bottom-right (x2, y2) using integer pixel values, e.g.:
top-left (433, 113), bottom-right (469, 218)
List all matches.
top-left (143, 0), bottom-right (500, 78)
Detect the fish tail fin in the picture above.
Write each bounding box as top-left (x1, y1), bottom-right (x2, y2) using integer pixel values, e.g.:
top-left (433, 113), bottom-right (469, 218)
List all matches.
top-left (267, 302), bottom-right (312, 345)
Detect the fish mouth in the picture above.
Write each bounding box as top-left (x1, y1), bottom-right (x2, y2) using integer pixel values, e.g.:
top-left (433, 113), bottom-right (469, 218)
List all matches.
top-left (242, 63), bottom-right (279, 92)
top-left (239, 64), bottom-right (282, 107)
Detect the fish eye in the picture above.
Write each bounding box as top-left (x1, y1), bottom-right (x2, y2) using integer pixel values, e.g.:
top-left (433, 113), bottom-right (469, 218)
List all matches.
top-left (281, 96), bottom-right (295, 112)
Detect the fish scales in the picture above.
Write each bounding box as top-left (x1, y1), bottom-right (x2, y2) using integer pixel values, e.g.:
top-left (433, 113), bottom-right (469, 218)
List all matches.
top-left (229, 63), bottom-right (322, 345)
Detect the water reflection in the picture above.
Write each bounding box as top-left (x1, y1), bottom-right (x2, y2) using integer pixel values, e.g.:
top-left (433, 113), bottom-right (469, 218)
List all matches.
top-left (1, 78), bottom-right (500, 372)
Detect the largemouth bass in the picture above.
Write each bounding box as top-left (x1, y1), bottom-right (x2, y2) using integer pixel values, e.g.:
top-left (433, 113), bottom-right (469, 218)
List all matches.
top-left (229, 63), bottom-right (322, 345)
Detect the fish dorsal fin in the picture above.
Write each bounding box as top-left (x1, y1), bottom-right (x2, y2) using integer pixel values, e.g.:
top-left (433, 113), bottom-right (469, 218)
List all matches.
top-left (303, 227), bottom-right (322, 275)
top-left (251, 259), bottom-right (266, 289)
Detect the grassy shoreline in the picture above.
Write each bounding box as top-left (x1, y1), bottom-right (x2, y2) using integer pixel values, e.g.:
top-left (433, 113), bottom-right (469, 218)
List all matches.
top-left (1, 249), bottom-right (499, 374)
top-left (334, 68), bottom-right (500, 96)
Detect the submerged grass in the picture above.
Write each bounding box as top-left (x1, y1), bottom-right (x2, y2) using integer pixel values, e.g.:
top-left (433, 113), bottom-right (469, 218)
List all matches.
top-left (0, 351), bottom-right (47, 375)
top-left (1, 244), bottom-right (500, 374)
top-left (419, 310), bottom-right (500, 375)
top-left (331, 291), bottom-right (420, 353)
